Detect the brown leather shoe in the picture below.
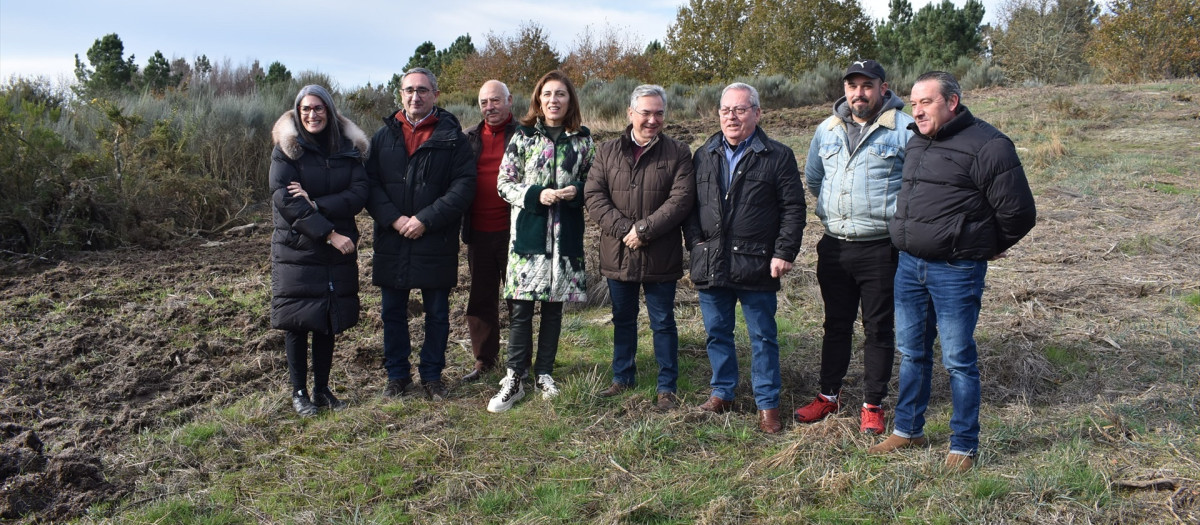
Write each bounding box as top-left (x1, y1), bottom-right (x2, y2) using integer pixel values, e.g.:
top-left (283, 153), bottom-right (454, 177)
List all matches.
top-left (598, 382), bottom-right (630, 398)
top-left (656, 392), bottom-right (679, 411)
top-left (758, 409), bottom-right (782, 434)
top-left (461, 365), bottom-right (490, 383)
top-left (698, 396), bottom-right (732, 414)
top-left (945, 453), bottom-right (975, 472)
top-left (868, 434), bottom-right (929, 454)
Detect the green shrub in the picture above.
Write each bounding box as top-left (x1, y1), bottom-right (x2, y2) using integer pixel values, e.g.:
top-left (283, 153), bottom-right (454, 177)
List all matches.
top-left (578, 77), bottom-right (642, 121)
top-left (443, 102), bottom-right (481, 127)
top-left (883, 58), bottom-right (1004, 97)
top-left (791, 63), bottom-right (845, 106)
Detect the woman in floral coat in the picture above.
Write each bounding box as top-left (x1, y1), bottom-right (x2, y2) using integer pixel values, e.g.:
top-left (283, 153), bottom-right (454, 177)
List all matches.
top-left (487, 70), bottom-right (595, 413)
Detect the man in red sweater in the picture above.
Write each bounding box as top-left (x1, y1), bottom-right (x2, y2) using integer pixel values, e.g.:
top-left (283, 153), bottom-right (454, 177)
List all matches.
top-left (461, 80), bottom-right (518, 381)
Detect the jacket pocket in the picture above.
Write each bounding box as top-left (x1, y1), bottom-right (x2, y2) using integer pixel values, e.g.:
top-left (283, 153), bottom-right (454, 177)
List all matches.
top-left (689, 242), bottom-right (716, 284)
top-left (729, 238), bottom-right (770, 283)
top-left (513, 208), bottom-right (548, 256)
top-left (820, 142), bottom-right (842, 160)
top-left (867, 144), bottom-right (901, 179)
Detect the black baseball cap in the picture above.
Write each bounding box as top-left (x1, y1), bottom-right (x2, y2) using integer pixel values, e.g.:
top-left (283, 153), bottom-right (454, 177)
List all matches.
top-left (843, 60), bottom-right (886, 81)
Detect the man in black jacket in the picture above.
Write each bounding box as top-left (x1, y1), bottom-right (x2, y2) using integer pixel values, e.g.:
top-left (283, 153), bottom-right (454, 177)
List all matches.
top-left (366, 68), bottom-right (476, 401)
top-left (460, 80), bottom-right (518, 382)
top-left (683, 82), bottom-right (806, 434)
top-left (868, 71), bottom-right (1036, 471)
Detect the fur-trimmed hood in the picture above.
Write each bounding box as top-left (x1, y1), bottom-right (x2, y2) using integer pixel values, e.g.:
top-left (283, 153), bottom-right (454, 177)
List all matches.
top-left (272, 112), bottom-right (370, 160)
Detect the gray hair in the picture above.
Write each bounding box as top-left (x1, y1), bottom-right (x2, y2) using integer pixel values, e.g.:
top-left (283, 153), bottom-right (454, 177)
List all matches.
top-left (722, 82), bottom-right (760, 108)
top-left (402, 67), bottom-right (438, 91)
top-left (293, 84), bottom-right (342, 151)
top-left (629, 84), bottom-right (667, 111)
top-left (915, 71), bottom-right (962, 104)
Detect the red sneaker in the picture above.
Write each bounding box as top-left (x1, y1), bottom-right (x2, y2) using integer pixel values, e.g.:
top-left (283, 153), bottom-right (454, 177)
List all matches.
top-left (794, 394), bottom-right (839, 423)
top-left (860, 404), bottom-right (886, 435)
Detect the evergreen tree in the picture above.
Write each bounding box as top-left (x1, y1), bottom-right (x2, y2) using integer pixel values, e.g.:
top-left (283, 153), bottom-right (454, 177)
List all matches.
top-left (144, 51), bottom-right (172, 94)
top-left (74, 33), bottom-right (138, 95)
top-left (435, 35), bottom-right (476, 73)
top-left (404, 42), bottom-right (438, 72)
top-left (263, 61), bottom-right (292, 85)
top-left (194, 55), bottom-right (212, 76)
top-left (875, 0), bottom-right (985, 67)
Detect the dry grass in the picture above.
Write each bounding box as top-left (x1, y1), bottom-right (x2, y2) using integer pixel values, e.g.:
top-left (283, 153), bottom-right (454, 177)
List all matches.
top-left (5, 80), bottom-right (1198, 524)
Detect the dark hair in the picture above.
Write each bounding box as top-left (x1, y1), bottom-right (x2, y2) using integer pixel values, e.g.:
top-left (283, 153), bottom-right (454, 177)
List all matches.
top-left (520, 70), bottom-right (582, 132)
top-left (293, 84), bottom-right (342, 153)
top-left (915, 71), bottom-right (962, 104)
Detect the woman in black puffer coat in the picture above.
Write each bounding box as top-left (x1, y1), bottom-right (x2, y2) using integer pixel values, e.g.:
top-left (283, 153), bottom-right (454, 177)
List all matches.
top-left (269, 84), bottom-right (369, 416)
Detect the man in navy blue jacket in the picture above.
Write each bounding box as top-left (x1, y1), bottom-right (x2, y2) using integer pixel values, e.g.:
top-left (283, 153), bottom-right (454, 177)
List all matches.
top-left (683, 82), bottom-right (806, 434)
top-left (366, 68), bottom-right (475, 402)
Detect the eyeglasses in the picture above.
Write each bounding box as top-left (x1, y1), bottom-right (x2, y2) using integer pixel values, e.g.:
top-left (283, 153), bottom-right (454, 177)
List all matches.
top-left (718, 105), bottom-right (757, 117)
top-left (300, 105), bottom-right (326, 115)
top-left (401, 87), bottom-right (433, 97)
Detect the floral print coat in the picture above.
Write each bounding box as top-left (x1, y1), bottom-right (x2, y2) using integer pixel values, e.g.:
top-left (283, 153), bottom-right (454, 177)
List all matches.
top-left (497, 121), bottom-right (595, 302)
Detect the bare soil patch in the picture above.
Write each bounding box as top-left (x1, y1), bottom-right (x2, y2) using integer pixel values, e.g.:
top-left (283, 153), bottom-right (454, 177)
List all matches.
top-left (2, 81), bottom-right (1199, 522)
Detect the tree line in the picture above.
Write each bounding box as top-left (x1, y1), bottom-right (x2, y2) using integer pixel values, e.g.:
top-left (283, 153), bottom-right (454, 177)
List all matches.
top-left (2, 0), bottom-right (1197, 257)
top-left (66, 0), bottom-right (1200, 101)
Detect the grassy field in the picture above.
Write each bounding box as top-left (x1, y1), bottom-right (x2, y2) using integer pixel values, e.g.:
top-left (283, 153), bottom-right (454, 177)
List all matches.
top-left (3, 80), bottom-right (1199, 524)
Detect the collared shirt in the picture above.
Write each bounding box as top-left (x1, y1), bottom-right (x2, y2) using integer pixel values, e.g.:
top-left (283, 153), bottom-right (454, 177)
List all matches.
top-left (630, 130), bottom-right (659, 164)
top-left (723, 139), bottom-right (750, 192)
top-left (405, 109), bottom-right (435, 128)
top-left (397, 110), bottom-right (439, 156)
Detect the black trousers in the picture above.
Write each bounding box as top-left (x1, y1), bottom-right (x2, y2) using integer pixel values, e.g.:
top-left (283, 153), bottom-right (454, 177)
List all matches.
top-left (815, 235), bottom-right (897, 405)
top-left (286, 330), bottom-right (334, 394)
top-left (505, 300), bottom-right (562, 377)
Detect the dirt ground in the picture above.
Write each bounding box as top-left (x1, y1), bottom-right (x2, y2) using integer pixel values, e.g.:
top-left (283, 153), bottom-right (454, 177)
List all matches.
top-left (2, 84), bottom-right (1199, 522)
top-left (0, 230), bottom-right (277, 520)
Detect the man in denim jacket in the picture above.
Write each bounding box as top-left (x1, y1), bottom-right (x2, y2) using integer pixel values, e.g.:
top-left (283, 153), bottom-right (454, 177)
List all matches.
top-left (796, 60), bottom-right (913, 435)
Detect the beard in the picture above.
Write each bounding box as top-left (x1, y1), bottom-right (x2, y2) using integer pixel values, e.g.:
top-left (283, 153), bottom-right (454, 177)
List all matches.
top-left (850, 97), bottom-right (882, 120)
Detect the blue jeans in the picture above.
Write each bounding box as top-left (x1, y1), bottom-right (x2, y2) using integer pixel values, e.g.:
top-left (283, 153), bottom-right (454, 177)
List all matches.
top-left (697, 287), bottom-right (780, 410)
top-left (607, 279), bottom-right (679, 393)
top-left (381, 287), bottom-right (450, 384)
top-left (892, 252), bottom-right (987, 456)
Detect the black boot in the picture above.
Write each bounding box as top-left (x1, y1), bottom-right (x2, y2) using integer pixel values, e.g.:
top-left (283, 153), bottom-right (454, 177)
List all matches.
top-left (292, 389), bottom-right (318, 417)
top-left (313, 387), bottom-right (347, 411)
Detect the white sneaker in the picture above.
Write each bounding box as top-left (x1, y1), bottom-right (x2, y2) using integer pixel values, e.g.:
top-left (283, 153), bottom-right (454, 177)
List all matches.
top-left (487, 369), bottom-right (525, 413)
top-left (535, 374), bottom-right (560, 400)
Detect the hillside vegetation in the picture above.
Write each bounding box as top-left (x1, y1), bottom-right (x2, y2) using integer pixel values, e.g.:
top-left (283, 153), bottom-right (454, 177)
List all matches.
top-left (0, 81), bottom-right (1198, 524)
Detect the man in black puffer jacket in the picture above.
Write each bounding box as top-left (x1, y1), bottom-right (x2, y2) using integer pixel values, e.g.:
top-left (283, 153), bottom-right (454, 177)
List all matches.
top-left (869, 71), bottom-right (1036, 472)
top-left (683, 82), bottom-right (806, 434)
top-left (366, 68), bottom-right (476, 401)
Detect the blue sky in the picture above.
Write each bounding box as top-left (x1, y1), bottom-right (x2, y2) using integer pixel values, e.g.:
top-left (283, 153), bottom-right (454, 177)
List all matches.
top-left (0, 0), bottom-right (998, 91)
